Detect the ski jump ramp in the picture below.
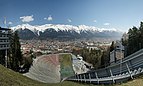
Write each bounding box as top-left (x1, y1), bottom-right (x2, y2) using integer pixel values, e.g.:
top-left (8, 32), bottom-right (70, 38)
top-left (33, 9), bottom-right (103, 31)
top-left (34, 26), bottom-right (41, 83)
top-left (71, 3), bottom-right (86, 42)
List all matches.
top-left (24, 54), bottom-right (61, 83)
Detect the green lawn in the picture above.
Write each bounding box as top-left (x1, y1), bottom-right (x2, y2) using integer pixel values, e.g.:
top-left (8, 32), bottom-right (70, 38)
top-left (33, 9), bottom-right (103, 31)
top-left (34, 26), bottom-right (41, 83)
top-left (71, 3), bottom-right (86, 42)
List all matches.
top-left (115, 76), bottom-right (143, 86)
top-left (0, 64), bottom-right (96, 86)
top-left (59, 54), bottom-right (75, 79)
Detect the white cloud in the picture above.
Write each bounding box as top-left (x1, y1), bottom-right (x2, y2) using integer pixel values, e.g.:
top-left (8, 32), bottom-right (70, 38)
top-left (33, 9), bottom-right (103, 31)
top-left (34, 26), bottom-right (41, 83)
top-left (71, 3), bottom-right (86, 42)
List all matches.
top-left (44, 15), bottom-right (53, 21)
top-left (8, 22), bottom-right (12, 25)
top-left (44, 17), bottom-right (47, 20)
top-left (48, 16), bottom-right (53, 21)
top-left (104, 23), bottom-right (110, 26)
top-left (93, 20), bottom-right (97, 22)
top-left (20, 15), bottom-right (34, 22)
top-left (67, 19), bottom-right (72, 22)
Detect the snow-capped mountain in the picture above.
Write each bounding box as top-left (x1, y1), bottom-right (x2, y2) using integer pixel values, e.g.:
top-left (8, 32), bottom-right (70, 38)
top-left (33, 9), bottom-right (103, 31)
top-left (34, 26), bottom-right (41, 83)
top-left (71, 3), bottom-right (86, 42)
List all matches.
top-left (11, 24), bottom-right (122, 40)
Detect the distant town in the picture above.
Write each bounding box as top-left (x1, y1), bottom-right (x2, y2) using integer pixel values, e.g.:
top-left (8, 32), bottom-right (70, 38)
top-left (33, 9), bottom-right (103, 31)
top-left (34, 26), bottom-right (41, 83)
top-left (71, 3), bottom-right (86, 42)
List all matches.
top-left (21, 39), bottom-right (112, 56)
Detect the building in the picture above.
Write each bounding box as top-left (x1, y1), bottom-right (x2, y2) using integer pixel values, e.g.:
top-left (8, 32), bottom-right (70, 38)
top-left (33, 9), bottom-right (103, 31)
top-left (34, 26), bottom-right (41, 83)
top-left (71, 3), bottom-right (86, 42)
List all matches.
top-left (110, 41), bottom-right (124, 65)
top-left (86, 45), bottom-right (100, 51)
top-left (0, 27), bottom-right (10, 67)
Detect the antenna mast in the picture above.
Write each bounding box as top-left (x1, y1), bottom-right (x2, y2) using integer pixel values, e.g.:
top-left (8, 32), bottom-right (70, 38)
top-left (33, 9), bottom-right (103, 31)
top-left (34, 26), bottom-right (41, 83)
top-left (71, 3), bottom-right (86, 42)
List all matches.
top-left (4, 17), bottom-right (7, 28)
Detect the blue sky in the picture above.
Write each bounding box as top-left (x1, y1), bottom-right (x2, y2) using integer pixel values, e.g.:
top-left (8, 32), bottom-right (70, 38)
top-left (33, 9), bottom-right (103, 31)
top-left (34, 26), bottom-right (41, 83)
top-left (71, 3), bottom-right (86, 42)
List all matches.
top-left (1, 0), bottom-right (143, 32)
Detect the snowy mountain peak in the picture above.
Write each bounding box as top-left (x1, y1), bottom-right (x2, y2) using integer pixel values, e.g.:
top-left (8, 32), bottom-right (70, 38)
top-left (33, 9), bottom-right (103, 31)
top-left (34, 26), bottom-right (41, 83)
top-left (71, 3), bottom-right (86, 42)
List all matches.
top-left (11, 23), bottom-right (118, 34)
top-left (11, 24), bottom-right (122, 40)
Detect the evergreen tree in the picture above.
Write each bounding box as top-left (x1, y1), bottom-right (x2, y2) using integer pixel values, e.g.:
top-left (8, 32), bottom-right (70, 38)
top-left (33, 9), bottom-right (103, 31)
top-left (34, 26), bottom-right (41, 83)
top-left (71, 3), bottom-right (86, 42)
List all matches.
top-left (0, 50), bottom-right (6, 65)
top-left (125, 22), bottom-right (143, 56)
top-left (100, 47), bottom-right (110, 68)
top-left (139, 22), bottom-right (143, 48)
top-left (127, 26), bottom-right (140, 55)
top-left (8, 31), bottom-right (22, 72)
top-left (110, 41), bottom-right (115, 52)
top-left (121, 33), bottom-right (128, 46)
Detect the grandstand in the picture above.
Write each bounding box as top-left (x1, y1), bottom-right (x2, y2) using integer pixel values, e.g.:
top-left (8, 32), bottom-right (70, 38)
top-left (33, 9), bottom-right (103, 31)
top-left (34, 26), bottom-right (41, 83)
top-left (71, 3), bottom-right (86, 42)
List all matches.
top-left (66, 49), bottom-right (143, 84)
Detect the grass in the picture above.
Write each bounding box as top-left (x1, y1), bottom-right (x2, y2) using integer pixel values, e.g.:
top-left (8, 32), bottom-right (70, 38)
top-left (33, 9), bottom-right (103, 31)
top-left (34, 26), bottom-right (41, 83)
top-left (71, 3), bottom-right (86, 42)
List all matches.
top-left (0, 64), bottom-right (48, 86)
top-left (115, 76), bottom-right (143, 86)
top-left (59, 54), bottom-right (75, 79)
top-left (0, 64), bottom-right (99, 86)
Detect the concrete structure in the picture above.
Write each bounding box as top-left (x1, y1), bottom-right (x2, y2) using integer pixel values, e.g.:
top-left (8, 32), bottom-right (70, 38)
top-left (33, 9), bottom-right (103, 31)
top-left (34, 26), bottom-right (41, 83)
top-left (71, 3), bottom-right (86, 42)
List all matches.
top-left (72, 55), bottom-right (92, 74)
top-left (67, 48), bottom-right (143, 84)
top-left (24, 54), bottom-right (60, 83)
top-left (0, 27), bottom-right (10, 67)
top-left (110, 41), bottom-right (124, 64)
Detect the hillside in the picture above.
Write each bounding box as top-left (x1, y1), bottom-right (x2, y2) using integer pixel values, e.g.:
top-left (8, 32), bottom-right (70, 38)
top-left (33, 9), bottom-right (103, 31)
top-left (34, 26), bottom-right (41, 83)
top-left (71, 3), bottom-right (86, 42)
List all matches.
top-left (1, 64), bottom-right (143, 86)
top-left (0, 64), bottom-right (50, 86)
top-left (116, 77), bottom-right (143, 86)
top-left (0, 64), bottom-right (95, 86)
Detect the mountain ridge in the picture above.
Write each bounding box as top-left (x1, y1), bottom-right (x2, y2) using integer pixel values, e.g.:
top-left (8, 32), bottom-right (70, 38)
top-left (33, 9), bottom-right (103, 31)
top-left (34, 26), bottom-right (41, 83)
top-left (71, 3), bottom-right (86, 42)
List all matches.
top-left (11, 24), bottom-right (122, 40)
top-left (11, 24), bottom-right (119, 33)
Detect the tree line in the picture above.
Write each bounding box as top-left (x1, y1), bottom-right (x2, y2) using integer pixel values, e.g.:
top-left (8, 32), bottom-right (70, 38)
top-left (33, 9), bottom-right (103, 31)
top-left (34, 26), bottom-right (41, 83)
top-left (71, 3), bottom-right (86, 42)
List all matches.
top-left (122, 22), bottom-right (143, 56)
top-left (72, 47), bottom-right (110, 69)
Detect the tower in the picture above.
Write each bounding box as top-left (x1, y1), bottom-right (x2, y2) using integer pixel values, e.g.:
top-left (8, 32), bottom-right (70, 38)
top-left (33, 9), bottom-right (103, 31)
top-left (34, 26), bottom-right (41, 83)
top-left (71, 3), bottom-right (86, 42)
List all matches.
top-left (110, 41), bottom-right (124, 65)
top-left (0, 27), bottom-right (10, 67)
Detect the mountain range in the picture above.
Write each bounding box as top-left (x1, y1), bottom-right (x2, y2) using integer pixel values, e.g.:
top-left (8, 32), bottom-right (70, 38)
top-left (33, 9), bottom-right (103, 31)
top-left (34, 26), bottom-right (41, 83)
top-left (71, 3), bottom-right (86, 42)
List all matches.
top-left (11, 24), bottom-right (122, 40)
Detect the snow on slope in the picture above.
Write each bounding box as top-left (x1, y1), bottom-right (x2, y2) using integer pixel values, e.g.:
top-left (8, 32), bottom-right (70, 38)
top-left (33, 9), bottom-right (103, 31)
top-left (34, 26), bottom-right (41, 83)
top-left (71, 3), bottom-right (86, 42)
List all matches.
top-left (11, 23), bottom-right (118, 34)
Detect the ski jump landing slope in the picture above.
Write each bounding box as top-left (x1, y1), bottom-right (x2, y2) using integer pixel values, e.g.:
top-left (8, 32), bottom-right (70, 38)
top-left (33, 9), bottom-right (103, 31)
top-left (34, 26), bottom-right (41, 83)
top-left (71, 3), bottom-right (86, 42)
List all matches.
top-left (24, 54), bottom-right (60, 83)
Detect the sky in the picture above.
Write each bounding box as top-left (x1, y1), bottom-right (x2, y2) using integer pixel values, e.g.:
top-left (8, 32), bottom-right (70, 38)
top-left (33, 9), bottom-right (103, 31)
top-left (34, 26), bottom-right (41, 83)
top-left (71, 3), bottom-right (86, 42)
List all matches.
top-left (1, 0), bottom-right (143, 32)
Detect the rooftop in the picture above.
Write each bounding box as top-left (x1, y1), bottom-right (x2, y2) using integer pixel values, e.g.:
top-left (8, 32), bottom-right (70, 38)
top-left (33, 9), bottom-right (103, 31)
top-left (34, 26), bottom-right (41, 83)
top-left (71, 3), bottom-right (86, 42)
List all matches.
top-left (0, 27), bottom-right (11, 30)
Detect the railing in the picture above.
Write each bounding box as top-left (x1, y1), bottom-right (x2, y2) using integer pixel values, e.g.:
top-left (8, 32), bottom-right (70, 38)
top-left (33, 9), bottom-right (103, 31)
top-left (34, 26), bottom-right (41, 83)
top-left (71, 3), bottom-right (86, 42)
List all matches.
top-left (0, 37), bottom-right (9, 39)
top-left (0, 41), bottom-right (9, 44)
top-left (66, 49), bottom-right (143, 84)
top-left (0, 45), bottom-right (10, 50)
